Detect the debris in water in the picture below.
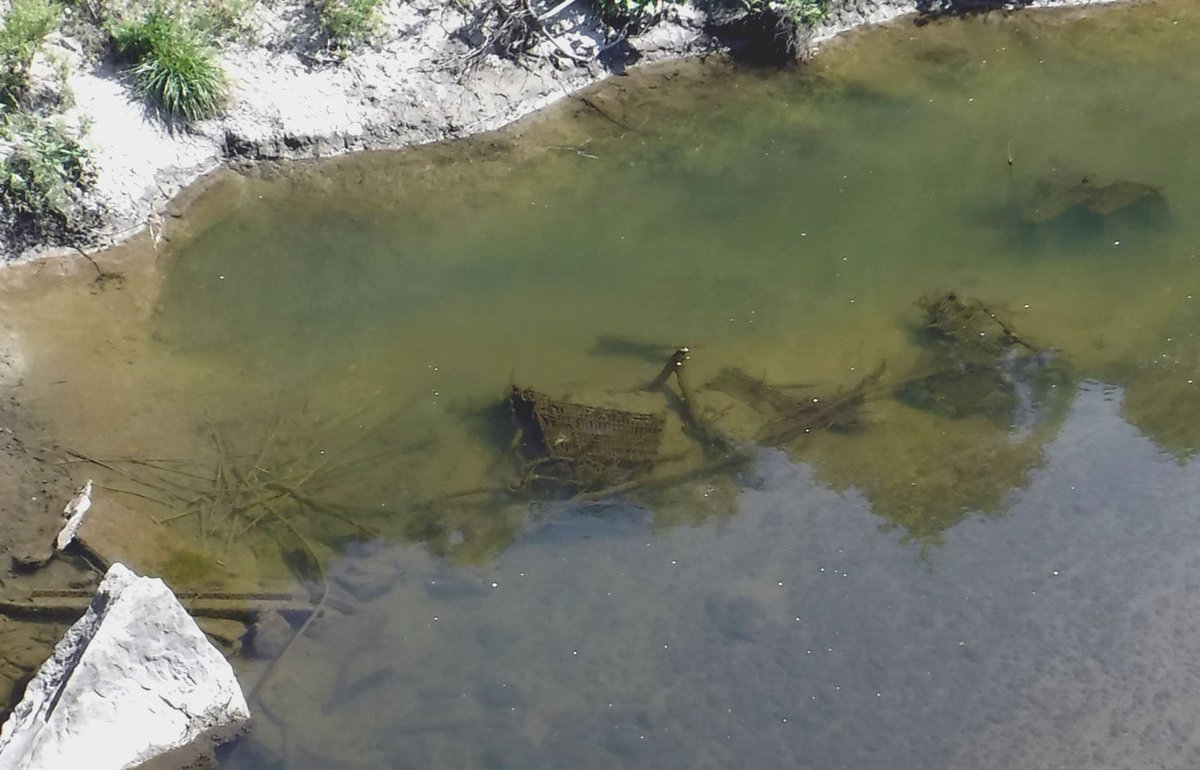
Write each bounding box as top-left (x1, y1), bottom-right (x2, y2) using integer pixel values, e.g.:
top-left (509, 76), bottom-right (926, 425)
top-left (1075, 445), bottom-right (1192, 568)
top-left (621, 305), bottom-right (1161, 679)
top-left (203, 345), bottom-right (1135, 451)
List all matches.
top-left (918, 291), bottom-right (1031, 362)
top-left (709, 364), bottom-right (883, 447)
top-left (54, 480), bottom-right (93, 552)
top-left (509, 386), bottom-right (665, 496)
top-left (1022, 173), bottom-right (1165, 225)
top-left (896, 291), bottom-right (1070, 426)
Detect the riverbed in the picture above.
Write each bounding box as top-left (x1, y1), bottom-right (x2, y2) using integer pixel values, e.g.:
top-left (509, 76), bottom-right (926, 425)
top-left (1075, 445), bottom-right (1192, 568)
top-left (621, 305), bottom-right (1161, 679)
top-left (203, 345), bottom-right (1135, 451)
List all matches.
top-left (2, 1), bottom-right (1200, 767)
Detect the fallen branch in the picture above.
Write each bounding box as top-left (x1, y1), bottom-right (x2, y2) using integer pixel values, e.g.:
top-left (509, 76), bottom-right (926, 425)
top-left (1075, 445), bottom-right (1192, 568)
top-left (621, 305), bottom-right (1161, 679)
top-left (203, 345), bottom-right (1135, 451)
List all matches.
top-left (55, 480), bottom-right (94, 551)
top-left (250, 507), bottom-right (331, 699)
top-left (0, 590), bottom-right (333, 623)
top-left (518, 0), bottom-right (597, 66)
top-left (571, 452), bottom-right (748, 502)
top-left (263, 483), bottom-right (379, 536)
top-left (537, 0), bottom-right (577, 21)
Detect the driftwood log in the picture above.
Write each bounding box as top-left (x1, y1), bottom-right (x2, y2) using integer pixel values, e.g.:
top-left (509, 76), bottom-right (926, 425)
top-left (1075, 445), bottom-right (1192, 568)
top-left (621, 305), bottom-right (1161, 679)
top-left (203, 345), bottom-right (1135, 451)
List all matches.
top-left (0, 588), bottom-right (344, 623)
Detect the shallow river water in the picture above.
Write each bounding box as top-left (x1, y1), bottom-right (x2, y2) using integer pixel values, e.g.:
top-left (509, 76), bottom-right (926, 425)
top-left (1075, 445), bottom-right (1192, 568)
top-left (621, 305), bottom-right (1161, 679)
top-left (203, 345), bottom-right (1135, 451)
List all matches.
top-left (4, 0), bottom-right (1200, 767)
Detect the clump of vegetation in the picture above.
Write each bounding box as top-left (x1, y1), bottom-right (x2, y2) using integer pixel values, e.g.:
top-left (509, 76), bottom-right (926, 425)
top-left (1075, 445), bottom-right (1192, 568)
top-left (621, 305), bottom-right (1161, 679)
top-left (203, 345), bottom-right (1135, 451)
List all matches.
top-left (0, 112), bottom-right (96, 240)
top-left (593, 0), bottom-right (681, 27)
top-left (110, 4), bottom-right (227, 123)
top-left (0, 0), bottom-right (60, 105)
top-left (706, 0), bottom-right (827, 62)
top-left (318, 0), bottom-right (383, 54)
top-left (195, 0), bottom-right (258, 43)
top-left (0, 0), bottom-right (97, 244)
top-left (755, 0), bottom-right (827, 27)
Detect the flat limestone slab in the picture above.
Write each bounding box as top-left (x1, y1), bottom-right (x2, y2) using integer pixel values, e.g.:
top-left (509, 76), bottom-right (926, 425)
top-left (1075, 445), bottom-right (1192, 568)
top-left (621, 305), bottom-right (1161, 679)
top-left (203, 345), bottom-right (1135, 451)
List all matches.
top-left (0, 563), bottom-right (250, 770)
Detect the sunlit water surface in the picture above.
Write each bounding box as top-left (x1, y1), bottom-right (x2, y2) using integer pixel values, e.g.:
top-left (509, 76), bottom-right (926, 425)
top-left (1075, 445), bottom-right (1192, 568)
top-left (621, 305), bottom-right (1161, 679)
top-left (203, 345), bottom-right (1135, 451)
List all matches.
top-left (3, 1), bottom-right (1200, 767)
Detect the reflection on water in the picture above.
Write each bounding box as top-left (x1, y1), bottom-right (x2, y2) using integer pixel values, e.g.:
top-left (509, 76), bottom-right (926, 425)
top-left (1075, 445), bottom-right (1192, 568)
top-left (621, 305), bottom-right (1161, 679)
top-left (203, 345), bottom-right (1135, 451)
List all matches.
top-left (1120, 292), bottom-right (1200, 458)
top-left (230, 386), bottom-right (1200, 770)
top-left (1, 0), bottom-right (1200, 766)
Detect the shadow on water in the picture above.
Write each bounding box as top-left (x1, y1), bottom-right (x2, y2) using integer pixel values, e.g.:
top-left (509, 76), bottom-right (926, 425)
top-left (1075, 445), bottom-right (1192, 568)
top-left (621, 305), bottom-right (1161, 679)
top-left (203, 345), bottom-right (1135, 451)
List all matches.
top-left (973, 166), bottom-right (1173, 257)
top-left (588, 334), bottom-right (684, 365)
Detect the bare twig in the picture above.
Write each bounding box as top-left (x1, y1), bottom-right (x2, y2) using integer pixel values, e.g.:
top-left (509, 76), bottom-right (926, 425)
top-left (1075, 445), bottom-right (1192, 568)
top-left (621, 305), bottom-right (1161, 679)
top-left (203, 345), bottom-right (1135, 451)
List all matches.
top-left (538, 0), bottom-right (577, 21)
top-left (264, 483), bottom-right (378, 536)
top-left (249, 505), bottom-right (330, 699)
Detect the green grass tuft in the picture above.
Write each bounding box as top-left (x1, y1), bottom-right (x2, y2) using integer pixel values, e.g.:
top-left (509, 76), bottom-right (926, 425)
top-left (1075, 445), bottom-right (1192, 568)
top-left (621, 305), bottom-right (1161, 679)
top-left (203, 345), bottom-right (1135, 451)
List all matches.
top-left (319, 0), bottom-right (383, 54)
top-left (0, 0), bottom-right (59, 105)
top-left (196, 0), bottom-right (258, 43)
top-left (111, 6), bottom-right (227, 123)
top-left (747, 0), bottom-right (827, 27)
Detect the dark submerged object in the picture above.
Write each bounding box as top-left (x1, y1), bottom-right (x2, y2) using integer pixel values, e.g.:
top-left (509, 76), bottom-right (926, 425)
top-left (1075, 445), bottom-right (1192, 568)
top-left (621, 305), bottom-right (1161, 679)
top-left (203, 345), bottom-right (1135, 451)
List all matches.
top-left (507, 348), bottom-right (749, 500)
top-left (894, 361), bottom-right (1016, 421)
top-left (896, 292), bottom-right (1069, 426)
top-left (508, 344), bottom-right (884, 499)
top-left (589, 334), bottom-right (683, 365)
top-left (509, 387), bottom-right (665, 496)
top-left (709, 364), bottom-right (883, 446)
top-left (1022, 174), bottom-right (1165, 225)
top-left (919, 291), bottom-right (1029, 363)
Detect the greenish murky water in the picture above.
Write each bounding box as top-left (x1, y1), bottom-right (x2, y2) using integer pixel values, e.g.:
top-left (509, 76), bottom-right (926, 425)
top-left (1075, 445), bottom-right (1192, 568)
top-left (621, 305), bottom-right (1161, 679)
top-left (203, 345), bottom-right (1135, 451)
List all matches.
top-left (4, 0), bottom-right (1200, 767)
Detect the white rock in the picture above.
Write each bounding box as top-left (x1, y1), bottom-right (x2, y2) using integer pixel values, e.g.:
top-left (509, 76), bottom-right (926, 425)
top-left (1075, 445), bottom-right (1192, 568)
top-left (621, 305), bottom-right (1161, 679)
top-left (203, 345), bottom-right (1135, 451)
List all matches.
top-left (0, 563), bottom-right (250, 770)
top-left (54, 479), bottom-right (93, 551)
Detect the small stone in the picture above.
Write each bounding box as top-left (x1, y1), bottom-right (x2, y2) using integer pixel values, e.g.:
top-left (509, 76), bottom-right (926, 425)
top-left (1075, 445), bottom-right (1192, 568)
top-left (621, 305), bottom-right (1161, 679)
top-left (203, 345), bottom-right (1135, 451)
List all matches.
top-left (325, 657), bottom-right (395, 714)
top-left (8, 540), bottom-right (53, 573)
top-left (246, 609), bottom-right (294, 660)
top-left (197, 618), bottom-right (248, 652)
top-left (330, 559), bottom-right (396, 603)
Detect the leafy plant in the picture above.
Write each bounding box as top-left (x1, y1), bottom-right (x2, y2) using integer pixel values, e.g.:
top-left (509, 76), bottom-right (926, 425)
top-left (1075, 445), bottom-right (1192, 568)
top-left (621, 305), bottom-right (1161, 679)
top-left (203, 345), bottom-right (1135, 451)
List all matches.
top-left (0, 0), bottom-right (59, 105)
top-left (318, 0), bottom-right (382, 53)
top-left (776, 0), bottom-right (826, 25)
top-left (111, 5), bottom-right (227, 122)
top-left (593, 0), bottom-right (681, 26)
top-left (0, 111), bottom-right (94, 237)
top-left (196, 0), bottom-right (258, 43)
top-left (745, 0), bottom-right (827, 27)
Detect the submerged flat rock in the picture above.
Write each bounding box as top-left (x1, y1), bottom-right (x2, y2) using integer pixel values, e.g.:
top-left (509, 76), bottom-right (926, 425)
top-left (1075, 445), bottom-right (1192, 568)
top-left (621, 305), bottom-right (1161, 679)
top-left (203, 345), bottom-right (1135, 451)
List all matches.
top-left (1022, 174), bottom-right (1165, 224)
top-left (0, 563), bottom-right (250, 770)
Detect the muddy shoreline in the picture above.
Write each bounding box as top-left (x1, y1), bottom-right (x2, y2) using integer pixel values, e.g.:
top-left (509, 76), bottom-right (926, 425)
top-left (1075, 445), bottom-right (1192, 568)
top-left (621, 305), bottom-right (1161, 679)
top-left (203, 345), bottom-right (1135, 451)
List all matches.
top-left (0, 389), bottom-right (77, 716)
top-left (3, 0), bottom-right (1135, 267)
